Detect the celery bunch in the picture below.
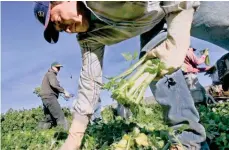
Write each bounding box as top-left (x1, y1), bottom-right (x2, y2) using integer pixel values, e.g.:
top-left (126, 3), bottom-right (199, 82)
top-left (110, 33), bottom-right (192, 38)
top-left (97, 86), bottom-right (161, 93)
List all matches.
top-left (103, 54), bottom-right (164, 108)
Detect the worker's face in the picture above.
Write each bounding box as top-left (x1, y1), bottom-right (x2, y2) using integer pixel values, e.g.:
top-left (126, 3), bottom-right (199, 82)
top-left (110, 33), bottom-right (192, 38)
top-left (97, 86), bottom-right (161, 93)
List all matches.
top-left (50, 1), bottom-right (89, 33)
top-left (52, 66), bottom-right (61, 72)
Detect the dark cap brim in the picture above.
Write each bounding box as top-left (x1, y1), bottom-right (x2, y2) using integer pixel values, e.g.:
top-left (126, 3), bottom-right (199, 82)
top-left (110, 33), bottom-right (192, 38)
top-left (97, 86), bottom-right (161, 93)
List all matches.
top-left (43, 4), bottom-right (59, 44)
top-left (44, 22), bottom-right (59, 44)
top-left (54, 64), bottom-right (63, 67)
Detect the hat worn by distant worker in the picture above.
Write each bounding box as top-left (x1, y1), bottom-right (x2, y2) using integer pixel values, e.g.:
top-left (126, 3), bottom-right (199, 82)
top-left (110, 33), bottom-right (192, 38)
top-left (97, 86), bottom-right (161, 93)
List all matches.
top-left (51, 62), bottom-right (63, 68)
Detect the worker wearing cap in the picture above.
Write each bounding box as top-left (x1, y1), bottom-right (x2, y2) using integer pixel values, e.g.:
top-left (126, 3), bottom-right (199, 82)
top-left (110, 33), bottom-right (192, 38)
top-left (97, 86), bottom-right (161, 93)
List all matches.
top-left (33, 1), bottom-right (211, 150)
top-left (38, 61), bottom-right (70, 130)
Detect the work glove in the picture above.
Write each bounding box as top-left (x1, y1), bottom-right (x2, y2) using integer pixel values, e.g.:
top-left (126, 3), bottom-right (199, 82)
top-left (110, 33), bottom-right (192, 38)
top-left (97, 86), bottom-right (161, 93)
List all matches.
top-left (147, 8), bottom-right (195, 78)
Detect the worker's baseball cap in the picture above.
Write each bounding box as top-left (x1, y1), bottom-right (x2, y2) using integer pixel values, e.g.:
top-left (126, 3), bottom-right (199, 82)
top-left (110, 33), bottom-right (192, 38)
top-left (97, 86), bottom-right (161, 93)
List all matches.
top-left (33, 2), bottom-right (59, 44)
top-left (51, 62), bottom-right (63, 68)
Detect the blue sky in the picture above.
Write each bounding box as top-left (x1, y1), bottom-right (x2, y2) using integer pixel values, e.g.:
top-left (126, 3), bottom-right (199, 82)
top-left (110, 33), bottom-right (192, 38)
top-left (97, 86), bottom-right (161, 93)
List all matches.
top-left (1, 2), bottom-right (228, 113)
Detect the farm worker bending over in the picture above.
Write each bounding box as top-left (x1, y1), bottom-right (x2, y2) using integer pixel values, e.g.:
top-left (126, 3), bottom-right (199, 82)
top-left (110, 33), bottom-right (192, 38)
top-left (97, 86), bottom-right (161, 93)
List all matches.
top-left (38, 62), bottom-right (71, 130)
top-left (33, 1), bottom-right (214, 150)
top-left (182, 47), bottom-right (210, 103)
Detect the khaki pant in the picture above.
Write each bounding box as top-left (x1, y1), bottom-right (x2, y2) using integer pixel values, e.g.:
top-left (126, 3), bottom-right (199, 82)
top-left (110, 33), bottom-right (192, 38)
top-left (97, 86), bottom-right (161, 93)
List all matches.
top-left (59, 112), bottom-right (89, 150)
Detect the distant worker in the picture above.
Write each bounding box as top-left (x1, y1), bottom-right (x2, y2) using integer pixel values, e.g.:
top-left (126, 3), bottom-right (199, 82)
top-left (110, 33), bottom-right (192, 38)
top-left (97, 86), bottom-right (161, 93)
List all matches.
top-left (206, 65), bottom-right (223, 97)
top-left (182, 47), bottom-right (210, 103)
top-left (38, 62), bottom-right (71, 130)
top-left (206, 53), bottom-right (229, 97)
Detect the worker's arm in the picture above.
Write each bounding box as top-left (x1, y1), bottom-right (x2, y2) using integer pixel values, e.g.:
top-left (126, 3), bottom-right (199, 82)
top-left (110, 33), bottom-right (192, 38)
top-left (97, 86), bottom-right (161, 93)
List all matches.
top-left (185, 48), bottom-right (207, 65)
top-left (190, 53), bottom-right (207, 65)
top-left (186, 66), bottom-right (200, 73)
top-left (48, 73), bottom-right (65, 93)
top-left (147, 1), bottom-right (200, 77)
top-left (197, 66), bottom-right (211, 73)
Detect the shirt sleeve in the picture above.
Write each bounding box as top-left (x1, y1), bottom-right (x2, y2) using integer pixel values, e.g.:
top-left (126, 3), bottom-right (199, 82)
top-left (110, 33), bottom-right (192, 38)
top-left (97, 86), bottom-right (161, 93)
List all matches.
top-left (186, 49), bottom-right (206, 65)
top-left (48, 73), bottom-right (65, 93)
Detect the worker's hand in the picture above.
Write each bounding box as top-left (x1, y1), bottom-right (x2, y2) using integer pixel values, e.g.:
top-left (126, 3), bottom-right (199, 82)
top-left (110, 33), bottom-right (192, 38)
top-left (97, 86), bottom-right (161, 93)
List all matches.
top-left (64, 90), bottom-right (71, 98)
top-left (146, 50), bottom-right (179, 78)
top-left (146, 8), bottom-right (195, 80)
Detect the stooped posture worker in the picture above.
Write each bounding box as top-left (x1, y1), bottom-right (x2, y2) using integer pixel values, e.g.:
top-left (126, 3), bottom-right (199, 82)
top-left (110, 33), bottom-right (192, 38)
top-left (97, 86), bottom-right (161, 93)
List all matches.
top-left (182, 47), bottom-right (210, 103)
top-left (32, 1), bottom-right (227, 149)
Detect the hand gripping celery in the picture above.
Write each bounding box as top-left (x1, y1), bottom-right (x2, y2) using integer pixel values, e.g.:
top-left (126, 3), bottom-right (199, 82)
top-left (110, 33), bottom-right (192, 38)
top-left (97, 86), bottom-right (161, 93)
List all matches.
top-left (103, 54), bottom-right (165, 108)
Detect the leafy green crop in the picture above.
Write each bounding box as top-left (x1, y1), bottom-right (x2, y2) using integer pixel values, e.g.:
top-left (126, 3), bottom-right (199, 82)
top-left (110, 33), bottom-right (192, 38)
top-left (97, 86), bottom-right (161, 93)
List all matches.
top-left (200, 48), bottom-right (210, 65)
top-left (1, 107), bottom-right (72, 150)
top-left (198, 102), bottom-right (229, 149)
top-left (1, 102), bottom-right (229, 149)
top-left (2, 51), bottom-right (228, 149)
top-left (33, 86), bottom-right (41, 97)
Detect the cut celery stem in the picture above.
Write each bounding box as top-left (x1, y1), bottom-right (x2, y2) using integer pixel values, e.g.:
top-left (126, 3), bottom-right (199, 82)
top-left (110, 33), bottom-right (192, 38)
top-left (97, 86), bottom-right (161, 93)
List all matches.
top-left (128, 72), bottom-right (149, 96)
top-left (112, 55), bottom-right (147, 81)
top-left (133, 72), bottom-right (158, 104)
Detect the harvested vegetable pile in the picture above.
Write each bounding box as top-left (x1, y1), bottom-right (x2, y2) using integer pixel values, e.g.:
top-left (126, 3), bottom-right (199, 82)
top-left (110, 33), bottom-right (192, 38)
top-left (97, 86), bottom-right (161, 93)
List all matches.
top-left (1, 102), bottom-right (228, 149)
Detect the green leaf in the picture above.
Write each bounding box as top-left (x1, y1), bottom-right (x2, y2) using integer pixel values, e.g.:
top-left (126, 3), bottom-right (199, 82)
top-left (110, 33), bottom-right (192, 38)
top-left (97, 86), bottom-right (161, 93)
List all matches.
top-left (133, 51), bottom-right (138, 60)
top-left (135, 133), bottom-right (149, 146)
top-left (205, 55), bottom-right (210, 65)
top-left (121, 52), bottom-right (133, 61)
